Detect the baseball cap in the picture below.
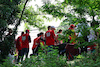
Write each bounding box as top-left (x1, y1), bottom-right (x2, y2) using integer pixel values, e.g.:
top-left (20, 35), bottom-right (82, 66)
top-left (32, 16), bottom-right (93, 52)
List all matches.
top-left (70, 24), bottom-right (75, 28)
top-left (26, 29), bottom-right (30, 33)
top-left (69, 24), bottom-right (76, 29)
top-left (51, 26), bottom-right (55, 29)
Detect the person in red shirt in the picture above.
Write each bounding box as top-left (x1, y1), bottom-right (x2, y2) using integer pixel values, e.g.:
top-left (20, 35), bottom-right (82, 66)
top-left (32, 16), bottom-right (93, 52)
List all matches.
top-left (68, 24), bottom-right (76, 45)
top-left (39, 32), bottom-right (45, 45)
top-left (35, 32), bottom-right (45, 54)
top-left (68, 24), bottom-right (75, 30)
top-left (39, 32), bottom-right (45, 50)
top-left (21, 30), bottom-right (31, 60)
top-left (16, 32), bottom-right (24, 62)
top-left (45, 26), bottom-right (56, 52)
top-left (66, 24), bottom-right (79, 60)
top-left (45, 26), bottom-right (56, 46)
top-left (32, 33), bottom-right (40, 55)
top-left (56, 29), bottom-right (63, 45)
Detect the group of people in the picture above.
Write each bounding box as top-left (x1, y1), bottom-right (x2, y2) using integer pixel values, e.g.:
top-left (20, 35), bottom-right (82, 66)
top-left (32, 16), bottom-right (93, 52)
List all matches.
top-left (16, 30), bottom-right (31, 62)
top-left (15, 26), bottom-right (63, 62)
top-left (15, 23), bottom-right (98, 62)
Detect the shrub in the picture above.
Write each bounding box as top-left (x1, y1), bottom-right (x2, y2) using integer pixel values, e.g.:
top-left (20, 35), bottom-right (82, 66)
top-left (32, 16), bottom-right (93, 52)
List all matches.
top-left (69, 52), bottom-right (100, 67)
top-left (0, 57), bottom-right (16, 67)
top-left (21, 47), bottom-right (68, 67)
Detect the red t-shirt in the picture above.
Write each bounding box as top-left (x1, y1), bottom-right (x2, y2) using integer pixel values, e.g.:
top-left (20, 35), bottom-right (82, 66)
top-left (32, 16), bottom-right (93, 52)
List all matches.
top-left (36, 36), bottom-right (41, 44)
top-left (45, 30), bottom-right (55, 46)
top-left (32, 37), bottom-right (38, 49)
top-left (16, 36), bottom-right (22, 50)
top-left (22, 34), bottom-right (29, 48)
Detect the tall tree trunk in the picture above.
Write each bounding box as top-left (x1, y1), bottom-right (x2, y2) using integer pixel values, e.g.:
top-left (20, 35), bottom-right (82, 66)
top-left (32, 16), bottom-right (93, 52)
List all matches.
top-left (13, 0), bottom-right (29, 36)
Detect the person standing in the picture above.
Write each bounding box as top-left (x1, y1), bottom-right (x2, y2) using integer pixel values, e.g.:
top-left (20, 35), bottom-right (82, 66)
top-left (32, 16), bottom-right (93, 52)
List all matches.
top-left (16, 32), bottom-right (24, 62)
top-left (32, 33), bottom-right (40, 55)
top-left (21, 30), bottom-right (31, 60)
top-left (56, 29), bottom-right (63, 45)
top-left (68, 24), bottom-right (76, 45)
top-left (45, 26), bottom-right (56, 50)
top-left (35, 32), bottom-right (45, 54)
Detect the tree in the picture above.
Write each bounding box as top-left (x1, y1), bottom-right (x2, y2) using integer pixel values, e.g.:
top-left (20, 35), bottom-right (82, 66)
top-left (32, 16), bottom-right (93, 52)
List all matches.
top-left (0, 0), bottom-right (30, 63)
top-left (40, 0), bottom-right (100, 49)
top-left (22, 6), bottom-right (46, 30)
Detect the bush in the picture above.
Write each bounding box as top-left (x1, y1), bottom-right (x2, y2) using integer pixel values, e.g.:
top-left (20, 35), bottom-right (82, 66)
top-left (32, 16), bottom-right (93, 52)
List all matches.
top-left (0, 57), bottom-right (16, 67)
top-left (69, 52), bottom-right (100, 67)
top-left (21, 47), bottom-right (68, 67)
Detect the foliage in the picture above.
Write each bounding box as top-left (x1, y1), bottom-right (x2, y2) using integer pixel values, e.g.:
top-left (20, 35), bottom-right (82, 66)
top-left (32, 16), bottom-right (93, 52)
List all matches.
top-left (70, 52), bottom-right (100, 67)
top-left (0, 57), bottom-right (16, 67)
top-left (0, 0), bottom-right (47, 63)
top-left (22, 6), bottom-right (46, 30)
top-left (40, 0), bottom-right (100, 48)
top-left (0, 0), bottom-right (24, 63)
top-left (21, 47), bottom-right (67, 67)
top-left (40, 0), bottom-right (100, 29)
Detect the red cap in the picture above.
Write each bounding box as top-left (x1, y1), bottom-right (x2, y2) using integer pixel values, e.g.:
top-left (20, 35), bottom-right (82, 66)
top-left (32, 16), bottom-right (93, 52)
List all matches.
top-left (69, 24), bottom-right (75, 29)
top-left (26, 29), bottom-right (30, 33)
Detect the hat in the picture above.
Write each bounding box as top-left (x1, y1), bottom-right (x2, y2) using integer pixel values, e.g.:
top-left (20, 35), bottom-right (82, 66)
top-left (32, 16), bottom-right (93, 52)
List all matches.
top-left (70, 24), bottom-right (75, 28)
top-left (69, 24), bottom-right (75, 29)
top-left (51, 26), bottom-right (55, 29)
top-left (26, 29), bottom-right (30, 33)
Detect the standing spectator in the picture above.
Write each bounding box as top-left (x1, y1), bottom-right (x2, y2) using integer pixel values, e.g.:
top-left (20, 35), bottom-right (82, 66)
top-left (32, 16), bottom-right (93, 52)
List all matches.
top-left (21, 30), bottom-right (31, 60)
top-left (16, 32), bottom-right (24, 62)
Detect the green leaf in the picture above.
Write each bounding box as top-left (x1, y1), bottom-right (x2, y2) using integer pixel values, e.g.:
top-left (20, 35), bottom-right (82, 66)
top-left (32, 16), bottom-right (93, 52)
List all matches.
top-left (10, 0), bottom-right (12, 2)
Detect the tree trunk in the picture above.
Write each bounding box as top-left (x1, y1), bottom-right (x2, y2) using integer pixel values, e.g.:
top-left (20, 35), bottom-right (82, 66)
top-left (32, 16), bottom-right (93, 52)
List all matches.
top-left (13, 0), bottom-right (29, 36)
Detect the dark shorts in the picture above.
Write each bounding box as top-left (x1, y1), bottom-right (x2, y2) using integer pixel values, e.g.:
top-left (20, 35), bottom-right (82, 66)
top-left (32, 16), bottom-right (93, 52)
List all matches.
top-left (18, 50), bottom-right (22, 56)
top-left (22, 48), bottom-right (29, 55)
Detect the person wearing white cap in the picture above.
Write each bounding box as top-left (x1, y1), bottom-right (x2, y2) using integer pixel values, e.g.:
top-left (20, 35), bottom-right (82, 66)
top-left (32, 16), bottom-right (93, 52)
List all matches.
top-left (51, 26), bottom-right (55, 30)
top-left (45, 26), bottom-right (56, 48)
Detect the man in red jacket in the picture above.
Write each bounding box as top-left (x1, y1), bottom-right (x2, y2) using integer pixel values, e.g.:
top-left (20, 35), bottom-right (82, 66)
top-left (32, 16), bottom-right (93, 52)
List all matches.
top-left (21, 30), bottom-right (31, 60)
top-left (16, 32), bottom-right (24, 62)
